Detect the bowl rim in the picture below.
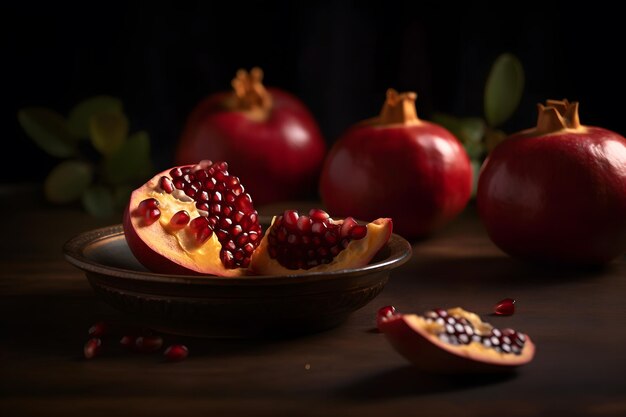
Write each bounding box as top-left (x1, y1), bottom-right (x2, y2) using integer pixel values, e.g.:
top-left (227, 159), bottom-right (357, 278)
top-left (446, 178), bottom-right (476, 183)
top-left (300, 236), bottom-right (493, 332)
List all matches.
top-left (63, 224), bottom-right (412, 286)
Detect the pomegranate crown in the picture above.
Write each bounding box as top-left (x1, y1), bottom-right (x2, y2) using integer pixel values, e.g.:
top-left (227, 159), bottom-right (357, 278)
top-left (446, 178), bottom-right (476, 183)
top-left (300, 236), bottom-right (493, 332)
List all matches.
top-left (377, 88), bottom-right (421, 125)
top-left (536, 99), bottom-right (581, 134)
top-left (230, 67), bottom-right (272, 112)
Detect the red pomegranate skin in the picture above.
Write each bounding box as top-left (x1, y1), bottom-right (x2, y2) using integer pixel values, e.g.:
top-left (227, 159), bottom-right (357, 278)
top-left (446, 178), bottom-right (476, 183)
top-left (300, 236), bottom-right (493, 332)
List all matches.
top-left (320, 121), bottom-right (472, 239)
top-left (477, 127), bottom-right (626, 265)
top-left (176, 88), bottom-right (326, 206)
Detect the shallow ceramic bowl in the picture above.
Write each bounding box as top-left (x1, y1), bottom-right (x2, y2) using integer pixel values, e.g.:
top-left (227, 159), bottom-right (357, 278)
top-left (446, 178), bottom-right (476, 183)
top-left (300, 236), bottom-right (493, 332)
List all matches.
top-left (64, 223), bottom-right (412, 338)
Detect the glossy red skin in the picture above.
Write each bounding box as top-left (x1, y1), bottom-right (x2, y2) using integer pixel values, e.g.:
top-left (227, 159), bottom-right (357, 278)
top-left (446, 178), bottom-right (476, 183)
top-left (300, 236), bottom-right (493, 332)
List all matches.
top-left (176, 88), bottom-right (326, 206)
top-left (477, 127), bottom-right (626, 265)
top-left (320, 121), bottom-right (473, 239)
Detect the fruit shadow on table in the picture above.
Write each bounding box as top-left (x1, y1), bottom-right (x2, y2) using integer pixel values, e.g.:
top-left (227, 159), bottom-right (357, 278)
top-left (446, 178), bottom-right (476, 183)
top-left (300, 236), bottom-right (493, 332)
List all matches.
top-left (332, 365), bottom-right (517, 400)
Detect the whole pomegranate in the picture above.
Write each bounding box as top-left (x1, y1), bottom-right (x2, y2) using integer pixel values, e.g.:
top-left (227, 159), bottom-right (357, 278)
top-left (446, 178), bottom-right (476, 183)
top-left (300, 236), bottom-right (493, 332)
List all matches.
top-left (477, 99), bottom-right (626, 265)
top-left (320, 89), bottom-right (473, 239)
top-left (176, 68), bottom-right (326, 206)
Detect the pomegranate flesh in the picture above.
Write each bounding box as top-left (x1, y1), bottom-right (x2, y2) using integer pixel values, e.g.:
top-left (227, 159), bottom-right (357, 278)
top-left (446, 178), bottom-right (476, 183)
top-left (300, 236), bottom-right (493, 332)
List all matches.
top-left (176, 68), bottom-right (326, 205)
top-left (477, 99), bottom-right (626, 265)
top-left (378, 306), bottom-right (535, 373)
top-left (320, 89), bottom-right (472, 239)
top-left (123, 160), bottom-right (262, 276)
top-left (250, 209), bottom-right (392, 274)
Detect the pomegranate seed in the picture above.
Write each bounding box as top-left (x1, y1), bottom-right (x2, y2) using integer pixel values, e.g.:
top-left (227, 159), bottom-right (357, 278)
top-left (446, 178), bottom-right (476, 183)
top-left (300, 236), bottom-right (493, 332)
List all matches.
top-left (135, 336), bottom-right (163, 353)
top-left (170, 167), bottom-right (183, 178)
top-left (84, 338), bottom-right (102, 359)
top-left (173, 179), bottom-right (185, 190)
top-left (169, 210), bottom-right (190, 229)
top-left (494, 298), bottom-right (515, 315)
top-left (160, 176), bottom-right (174, 193)
top-left (341, 217), bottom-right (358, 237)
top-left (196, 227), bottom-right (213, 244)
top-left (88, 321), bottom-right (109, 337)
top-left (235, 194), bottom-right (253, 211)
top-left (184, 185), bottom-right (197, 197)
top-left (164, 344), bottom-right (189, 362)
top-left (189, 216), bottom-right (209, 231)
top-left (311, 221), bottom-right (328, 235)
top-left (283, 210), bottom-right (299, 229)
top-left (309, 209), bottom-right (329, 221)
top-left (377, 305), bottom-right (397, 326)
top-left (297, 216), bottom-right (312, 233)
top-left (350, 225), bottom-right (367, 240)
top-left (136, 198), bottom-right (159, 216)
top-left (120, 335), bottom-right (136, 349)
top-left (145, 208), bottom-right (161, 225)
top-left (196, 202), bottom-right (209, 212)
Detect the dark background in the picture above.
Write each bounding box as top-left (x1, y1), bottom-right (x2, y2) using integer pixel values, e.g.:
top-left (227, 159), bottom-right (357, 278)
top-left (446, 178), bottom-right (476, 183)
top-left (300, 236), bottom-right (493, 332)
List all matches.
top-left (3, 1), bottom-right (625, 183)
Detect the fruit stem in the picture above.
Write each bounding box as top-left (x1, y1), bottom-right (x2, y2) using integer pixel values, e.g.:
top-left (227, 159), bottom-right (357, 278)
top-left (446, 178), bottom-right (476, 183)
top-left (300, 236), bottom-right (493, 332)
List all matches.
top-left (229, 67), bottom-right (273, 115)
top-left (535, 99), bottom-right (581, 135)
top-left (377, 89), bottom-right (421, 125)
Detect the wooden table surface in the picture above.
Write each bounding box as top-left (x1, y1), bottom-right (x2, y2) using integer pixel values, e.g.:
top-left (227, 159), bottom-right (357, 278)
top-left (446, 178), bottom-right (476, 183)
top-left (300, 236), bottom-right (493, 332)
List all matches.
top-left (2, 199), bottom-right (625, 417)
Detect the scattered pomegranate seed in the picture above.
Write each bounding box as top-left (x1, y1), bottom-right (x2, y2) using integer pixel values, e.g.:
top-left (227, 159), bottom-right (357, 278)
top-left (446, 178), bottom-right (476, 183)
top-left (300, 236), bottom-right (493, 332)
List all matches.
top-left (88, 321), bottom-right (109, 338)
top-left (494, 298), bottom-right (516, 316)
top-left (377, 305), bottom-right (397, 326)
top-left (84, 338), bottom-right (102, 359)
top-left (163, 344), bottom-right (189, 362)
top-left (120, 335), bottom-right (137, 349)
top-left (135, 336), bottom-right (163, 353)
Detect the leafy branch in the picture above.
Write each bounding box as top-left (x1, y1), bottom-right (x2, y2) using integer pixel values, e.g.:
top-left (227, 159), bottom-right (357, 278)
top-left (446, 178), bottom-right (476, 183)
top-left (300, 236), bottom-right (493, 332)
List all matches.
top-left (18, 96), bottom-right (153, 217)
top-left (432, 53), bottom-right (525, 194)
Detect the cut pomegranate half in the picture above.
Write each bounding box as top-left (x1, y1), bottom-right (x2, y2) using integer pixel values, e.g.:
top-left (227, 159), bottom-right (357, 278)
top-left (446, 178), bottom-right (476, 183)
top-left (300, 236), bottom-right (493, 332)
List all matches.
top-left (249, 209), bottom-right (392, 274)
top-left (123, 160), bottom-right (262, 276)
top-left (378, 307), bottom-right (535, 373)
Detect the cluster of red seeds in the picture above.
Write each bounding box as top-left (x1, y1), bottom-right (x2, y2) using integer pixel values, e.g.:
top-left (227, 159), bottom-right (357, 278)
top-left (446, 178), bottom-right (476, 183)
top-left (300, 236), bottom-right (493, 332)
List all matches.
top-left (267, 209), bottom-right (368, 270)
top-left (135, 161), bottom-right (262, 269)
top-left (424, 309), bottom-right (526, 355)
top-left (84, 321), bottom-right (188, 362)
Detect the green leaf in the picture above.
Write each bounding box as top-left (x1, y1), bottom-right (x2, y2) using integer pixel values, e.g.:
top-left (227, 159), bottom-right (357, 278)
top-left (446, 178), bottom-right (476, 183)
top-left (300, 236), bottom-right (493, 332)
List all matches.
top-left (82, 186), bottom-right (115, 217)
top-left (90, 112), bottom-right (129, 155)
top-left (458, 118), bottom-right (485, 144)
top-left (484, 53), bottom-right (525, 127)
top-left (44, 160), bottom-right (93, 203)
top-left (103, 131), bottom-right (153, 185)
top-left (431, 113), bottom-right (462, 136)
top-left (68, 96), bottom-right (123, 138)
top-left (18, 107), bottom-right (77, 157)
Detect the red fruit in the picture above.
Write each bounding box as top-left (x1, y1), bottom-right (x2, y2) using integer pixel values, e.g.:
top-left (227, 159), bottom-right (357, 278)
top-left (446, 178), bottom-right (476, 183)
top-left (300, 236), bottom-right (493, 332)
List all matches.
top-left (135, 336), bottom-right (163, 353)
top-left (176, 67), bottom-right (326, 205)
top-left (164, 344), bottom-right (189, 362)
top-left (376, 305), bottom-right (398, 327)
top-left (84, 338), bottom-right (102, 359)
top-left (249, 209), bottom-right (393, 274)
top-left (478, 99), bottom-right (626, 265)
top-left (378, 307), bottom-right (535, 373)
top-left (320, 89), bottom-right (472, 239)
top-left (120, 335), bottom-right (136, 349)
top-left (123, 161), bottom-right (262, 276)
top-left (494, 298), bottom-right (515, 316)
top-left (88, 321), bottom-right (109, 338)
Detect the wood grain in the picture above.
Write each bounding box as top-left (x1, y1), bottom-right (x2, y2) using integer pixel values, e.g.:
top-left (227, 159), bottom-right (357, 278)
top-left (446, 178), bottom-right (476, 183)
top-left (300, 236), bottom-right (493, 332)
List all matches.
top-left (1, 204), bottom-right (625, 417)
